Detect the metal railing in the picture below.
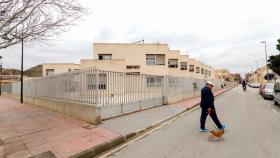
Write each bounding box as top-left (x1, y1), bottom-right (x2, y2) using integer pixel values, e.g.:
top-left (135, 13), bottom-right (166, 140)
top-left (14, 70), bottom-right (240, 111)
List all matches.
top-left (1, 67), bottom-right (236, 107)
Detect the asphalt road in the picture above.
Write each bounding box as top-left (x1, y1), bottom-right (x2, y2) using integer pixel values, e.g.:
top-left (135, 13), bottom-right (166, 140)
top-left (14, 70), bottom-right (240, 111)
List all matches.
top-left (106, 86), bottom-right (280, 158)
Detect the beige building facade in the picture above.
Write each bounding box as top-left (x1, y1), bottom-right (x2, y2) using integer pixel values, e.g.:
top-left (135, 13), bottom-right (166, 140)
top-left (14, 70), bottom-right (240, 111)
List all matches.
top-left (214, 69), bottom-right (235, 81)
top-left (246, 66), bottom-right (277, 84)
top-left (42, 43), bottom-right (215, 80)
top-left (42, 63), bottom-right (80, 77)
top-left (91, 43), bottom-right (215, 79)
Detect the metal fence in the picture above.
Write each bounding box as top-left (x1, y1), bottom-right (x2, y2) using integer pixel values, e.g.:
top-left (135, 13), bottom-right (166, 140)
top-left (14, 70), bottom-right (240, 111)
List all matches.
top-left (1, 67), bottom-right (235, 108)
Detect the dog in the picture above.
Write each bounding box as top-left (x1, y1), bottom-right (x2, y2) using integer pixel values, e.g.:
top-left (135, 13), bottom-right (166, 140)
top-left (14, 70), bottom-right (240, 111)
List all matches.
top-left (208, 129), bottom-right (224, 141)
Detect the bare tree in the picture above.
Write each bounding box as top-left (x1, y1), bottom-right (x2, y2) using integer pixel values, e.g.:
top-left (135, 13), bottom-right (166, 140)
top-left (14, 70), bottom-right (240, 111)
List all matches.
top-left (0, 0), bottom-right (87, 49)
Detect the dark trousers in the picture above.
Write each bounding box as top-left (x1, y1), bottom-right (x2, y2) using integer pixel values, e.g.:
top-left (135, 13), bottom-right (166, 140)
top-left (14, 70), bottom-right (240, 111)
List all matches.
top-left (200, 108), bottom-right (222, 129)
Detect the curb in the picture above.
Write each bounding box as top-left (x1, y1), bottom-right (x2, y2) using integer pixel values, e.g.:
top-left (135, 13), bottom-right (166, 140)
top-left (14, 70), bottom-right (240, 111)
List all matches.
top-left (69, 86), bottom-right (236, 158)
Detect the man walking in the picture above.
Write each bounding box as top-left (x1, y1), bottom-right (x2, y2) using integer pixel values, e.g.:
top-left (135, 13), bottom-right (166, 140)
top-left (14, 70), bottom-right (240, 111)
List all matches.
top-left (200, 81), bottom-right (225, 132)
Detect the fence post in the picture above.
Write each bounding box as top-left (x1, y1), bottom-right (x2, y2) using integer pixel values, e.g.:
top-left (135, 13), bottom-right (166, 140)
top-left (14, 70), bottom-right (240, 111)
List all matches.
top-left (162, 75), bottom-right (167, 105)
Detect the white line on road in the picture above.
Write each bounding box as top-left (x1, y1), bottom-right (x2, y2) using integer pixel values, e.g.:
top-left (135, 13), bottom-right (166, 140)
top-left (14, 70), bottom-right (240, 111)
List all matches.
top-left (98, 106), bottom-right (200, 158)
top-left (271, 109), bottom-right (278, 114)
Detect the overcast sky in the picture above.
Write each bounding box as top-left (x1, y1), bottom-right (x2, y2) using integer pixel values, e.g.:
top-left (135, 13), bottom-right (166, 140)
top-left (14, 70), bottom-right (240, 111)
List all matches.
top-left (1, 0), bottom-right (280, 76)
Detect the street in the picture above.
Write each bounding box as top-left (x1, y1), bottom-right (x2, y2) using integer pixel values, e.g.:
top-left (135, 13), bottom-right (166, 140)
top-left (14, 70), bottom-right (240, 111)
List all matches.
top-left (106, 86), bottom-right (280, 158)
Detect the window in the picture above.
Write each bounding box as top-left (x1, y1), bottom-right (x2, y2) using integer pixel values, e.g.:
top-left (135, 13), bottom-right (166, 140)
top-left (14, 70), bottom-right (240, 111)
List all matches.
top-left (146, 54), bottom-right (165, 65)
top-left (205, 70), bottom-right (208, 75)
top-left (209, 71), bottom-right (211, 76)
top-left (98, 54), bottom-right (112, 60)
top-left (189, 65), bottom-right (194, 72)
top-left (146, 55), bottom-right (156, 65)
top-left (126, 72), bottom-right (140, 75)
top-left (87, 73), bottom-right (107, 90)
top-left (126, 65), bottom-right (140, 69)
top-left (147, 76), bottom-right (163, 87)
top-left (180, 62), bottom-right (188, 70)
top-left (46, 69), bottom-right (54, 76)
top-left (168, 59), bottom-right (178, 68)
top-left (68, 69), bottom-right (72, 72)
top-left (196, 67), bottom-right (200, 73)
top-left (201, 68), bottom-right (204, 74)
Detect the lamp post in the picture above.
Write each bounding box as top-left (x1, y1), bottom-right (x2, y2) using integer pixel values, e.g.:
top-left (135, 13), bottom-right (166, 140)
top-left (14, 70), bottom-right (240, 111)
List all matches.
top-left (20, 37), bottom-right (23, 103)
top-left (260, 41), bottom-right (269, 82)
top-left (2, 35), bottom-right (24, 103)
top-left (0, 56), bottom-right (2, 96)
top-left (254, 60), bottom-right (259, 83)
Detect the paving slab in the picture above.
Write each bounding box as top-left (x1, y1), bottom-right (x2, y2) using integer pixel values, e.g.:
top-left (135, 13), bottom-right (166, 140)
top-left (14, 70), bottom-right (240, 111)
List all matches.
top-left (0, 87), bottom-right (233, 158)
top-left (0, 96), bottom-right (119, 158)
top-left (100, 87), bottom-right (232, 135)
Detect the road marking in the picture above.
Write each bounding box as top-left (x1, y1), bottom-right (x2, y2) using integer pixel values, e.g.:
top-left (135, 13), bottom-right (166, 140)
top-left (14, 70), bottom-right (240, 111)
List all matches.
top-left (98, 106), bottom-right (200, 158)
top-left (271, 109), bottom-right (278, 114)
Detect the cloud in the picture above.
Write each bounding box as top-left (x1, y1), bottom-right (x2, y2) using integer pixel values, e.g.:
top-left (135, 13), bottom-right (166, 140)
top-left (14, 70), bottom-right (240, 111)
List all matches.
top-left (1, 0), bottom-right (280, 78)
top-left (0, 39), bottom-right (93, 70)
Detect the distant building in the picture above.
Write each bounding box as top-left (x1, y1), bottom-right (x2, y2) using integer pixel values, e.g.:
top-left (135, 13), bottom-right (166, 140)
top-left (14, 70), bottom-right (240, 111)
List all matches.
top-left (233, 73), bottom-right (242, 83)
top-left (42, 42), bottom-right (216, 80)
top-left (214, 69), bottom-right (234, 81)
top-left (246, 66), bottom-right (278, 83)
top-left (42, 63), bottom-right (80, 77)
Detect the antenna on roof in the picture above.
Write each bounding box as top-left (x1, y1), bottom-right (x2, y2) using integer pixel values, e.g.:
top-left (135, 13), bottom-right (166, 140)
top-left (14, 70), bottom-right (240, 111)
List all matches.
top-left (132, 39), bottom-right (144, 44)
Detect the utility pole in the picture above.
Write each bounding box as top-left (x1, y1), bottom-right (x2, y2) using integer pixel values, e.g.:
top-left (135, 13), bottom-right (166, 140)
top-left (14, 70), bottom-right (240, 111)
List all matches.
top-left (0, 56), bottom-right (2, 96)
top-left (254, 60), bottom-right (259, 83)
top-left (20, 37), bottom-right (23, 103)
top-left (260, 41), bottom-right (269, 82)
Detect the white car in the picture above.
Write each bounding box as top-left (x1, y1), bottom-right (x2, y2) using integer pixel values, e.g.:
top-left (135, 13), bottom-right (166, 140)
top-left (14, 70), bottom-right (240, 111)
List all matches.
top-left (274, 82), bottom-right (280, 105)
top-left (263, 83), bottom-right (274, 99)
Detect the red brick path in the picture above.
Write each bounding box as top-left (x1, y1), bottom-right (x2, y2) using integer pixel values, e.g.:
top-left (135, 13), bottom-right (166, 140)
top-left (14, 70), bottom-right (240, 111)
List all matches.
top-left (0, 97), bottom-right (119, 158)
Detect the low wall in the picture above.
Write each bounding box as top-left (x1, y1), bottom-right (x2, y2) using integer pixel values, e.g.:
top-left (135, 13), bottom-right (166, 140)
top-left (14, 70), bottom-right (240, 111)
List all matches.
top-left (98, 97), bottom-right (163, 120)
top-left (2, 83), bottom-right (238, 123)
top-left (164, 85), bottom-right (236, 105)
top-left (164, 91), bottom-right (200, 105)
top-left (4, 93), bottom-right (101, 125)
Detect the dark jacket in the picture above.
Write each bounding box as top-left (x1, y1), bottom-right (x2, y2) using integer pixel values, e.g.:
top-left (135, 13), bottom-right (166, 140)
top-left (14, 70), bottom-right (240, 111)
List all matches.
top-left (200, 86), bottom-right (215, 109)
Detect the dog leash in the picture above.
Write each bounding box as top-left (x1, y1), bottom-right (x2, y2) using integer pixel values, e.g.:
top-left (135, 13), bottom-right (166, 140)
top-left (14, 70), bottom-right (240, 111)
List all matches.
top-left (208, 112), bottom-right (219, 130)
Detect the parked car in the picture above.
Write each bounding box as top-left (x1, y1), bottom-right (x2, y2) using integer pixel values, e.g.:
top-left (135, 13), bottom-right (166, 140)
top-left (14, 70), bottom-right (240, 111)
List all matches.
top-left (263, 83), bottom-right (275, 99)
top-left (259, 84), bottom-right (264, 95)
top-left (273, 82), bottom-right (280, 105)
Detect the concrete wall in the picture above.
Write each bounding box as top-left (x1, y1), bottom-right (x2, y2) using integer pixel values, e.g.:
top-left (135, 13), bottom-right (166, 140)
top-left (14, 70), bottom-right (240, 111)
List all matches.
top-left (4, 93), bottom-right (101, 125)
top-left (3, 79), bottom-right (237, 122)
top-left (164, 91), bottom-right (198, 105)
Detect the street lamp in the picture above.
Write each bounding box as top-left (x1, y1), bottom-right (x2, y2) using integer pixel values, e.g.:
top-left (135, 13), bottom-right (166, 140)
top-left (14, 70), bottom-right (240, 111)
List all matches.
top-left (254, 60), bottom-right (259, 83)
top-left (20, 37), bottom-right (23, 103)
top-left (260, 41), bottom-right (270, 82)
top-left (0, 56), bottom-right (2, 96)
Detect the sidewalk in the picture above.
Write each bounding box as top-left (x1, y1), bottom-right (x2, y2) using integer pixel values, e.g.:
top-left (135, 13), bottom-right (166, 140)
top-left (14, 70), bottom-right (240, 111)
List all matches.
top-left (0, 87), bottom-right (234, 158)
top-left (100, 87), bottom-right (232, 135)
top-left (0, 97), bottom-right (119, 158)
